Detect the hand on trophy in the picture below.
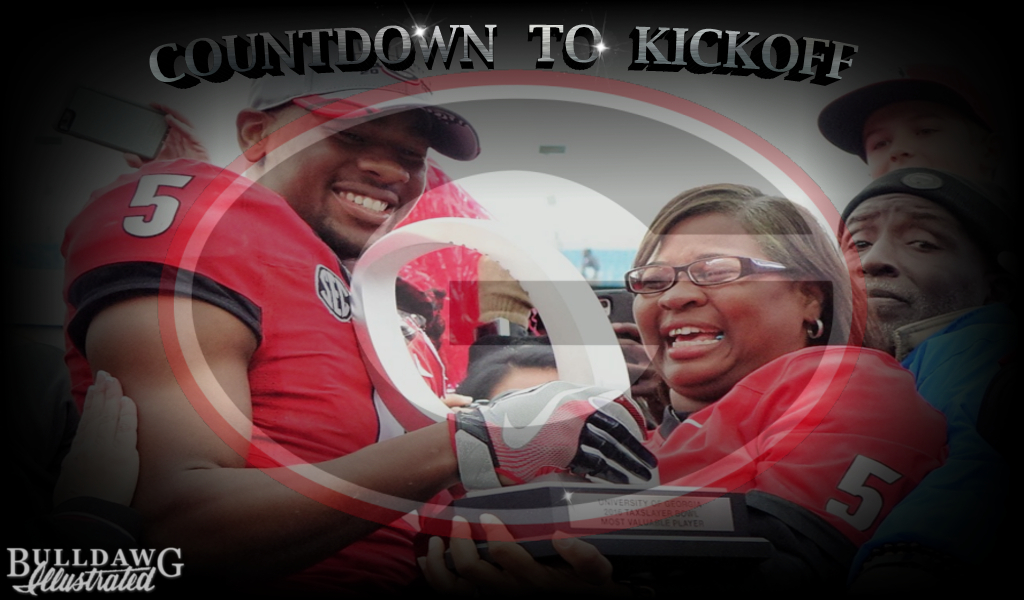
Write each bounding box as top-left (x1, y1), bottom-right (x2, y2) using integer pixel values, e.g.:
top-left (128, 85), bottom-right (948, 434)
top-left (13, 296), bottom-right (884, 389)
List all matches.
top-left (449, 381), bottom-right (657, 489)
top-left (420, 514), bottom-right (631, 598)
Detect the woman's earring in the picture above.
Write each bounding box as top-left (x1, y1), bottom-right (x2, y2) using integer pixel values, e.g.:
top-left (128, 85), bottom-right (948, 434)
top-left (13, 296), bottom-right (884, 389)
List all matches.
top-left (807, 318), bottom-right (825, 340)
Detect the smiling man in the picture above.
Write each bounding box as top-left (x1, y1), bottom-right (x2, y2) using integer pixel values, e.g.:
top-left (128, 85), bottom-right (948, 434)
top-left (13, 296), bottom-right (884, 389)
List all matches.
top-left (60, 69), bottom-right (654, 593)
top-left (61, 70), bottom-right (477, 593)
top-left (240, 69), bottom-right (479, 260)
top-left (841, 167), bottom-right (1014, 591)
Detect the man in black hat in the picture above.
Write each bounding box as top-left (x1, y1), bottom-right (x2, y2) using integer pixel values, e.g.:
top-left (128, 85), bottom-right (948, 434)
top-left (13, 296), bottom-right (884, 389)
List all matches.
top-left (819, 65), bottom-right (1002, 184)
top-left (841, 166), bottom-right (1014, 591)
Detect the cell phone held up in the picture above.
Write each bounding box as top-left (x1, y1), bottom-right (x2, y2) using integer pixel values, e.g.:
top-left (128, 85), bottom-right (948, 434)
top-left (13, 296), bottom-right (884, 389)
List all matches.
top-left (55, 87), bottom-right (168, 160)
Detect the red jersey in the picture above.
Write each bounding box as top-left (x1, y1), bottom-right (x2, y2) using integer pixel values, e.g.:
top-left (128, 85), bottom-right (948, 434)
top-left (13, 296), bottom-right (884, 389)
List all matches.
top-left (397, 161), bottom-right (492, 386)
top-left (649, 346), bottom-right (947, 547)
top-left (61, 160), bottom-right (417, 592)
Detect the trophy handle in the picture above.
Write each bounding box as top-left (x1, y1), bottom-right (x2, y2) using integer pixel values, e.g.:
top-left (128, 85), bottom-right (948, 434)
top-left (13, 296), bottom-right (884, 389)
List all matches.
top-left (352, 217), bottom-right (630, 431)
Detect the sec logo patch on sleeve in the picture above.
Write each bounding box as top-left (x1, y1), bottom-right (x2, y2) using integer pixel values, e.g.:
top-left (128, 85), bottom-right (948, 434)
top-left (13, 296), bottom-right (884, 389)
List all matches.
top-left (316, 264), bottom-right (352, 321)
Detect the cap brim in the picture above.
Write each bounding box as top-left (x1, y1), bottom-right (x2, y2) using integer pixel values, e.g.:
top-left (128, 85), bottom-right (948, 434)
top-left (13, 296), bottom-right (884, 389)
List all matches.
top-left (818, 79), bottom-right (981, 159)
top-left (296, 94), bottom-right (480, 161)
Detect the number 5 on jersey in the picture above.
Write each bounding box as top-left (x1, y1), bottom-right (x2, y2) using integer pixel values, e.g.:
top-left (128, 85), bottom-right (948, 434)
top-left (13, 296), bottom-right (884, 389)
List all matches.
top-left (123, 174), bottom-right (193, 237)
top-left (826, 454), bottom-right (902, 531)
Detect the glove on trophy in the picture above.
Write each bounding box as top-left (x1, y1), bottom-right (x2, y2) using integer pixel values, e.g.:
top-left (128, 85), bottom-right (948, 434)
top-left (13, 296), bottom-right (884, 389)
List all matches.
top-left (449, 381), bottom-right (657, 489)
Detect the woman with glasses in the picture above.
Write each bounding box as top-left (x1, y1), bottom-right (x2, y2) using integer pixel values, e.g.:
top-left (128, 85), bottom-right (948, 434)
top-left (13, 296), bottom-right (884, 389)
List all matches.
top-left (424, 184), bottom-right (948, 592)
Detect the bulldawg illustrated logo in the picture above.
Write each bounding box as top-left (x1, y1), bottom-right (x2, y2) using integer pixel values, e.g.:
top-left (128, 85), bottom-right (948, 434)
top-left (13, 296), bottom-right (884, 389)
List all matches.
top-left (7, 548), bottom-right (183, 594)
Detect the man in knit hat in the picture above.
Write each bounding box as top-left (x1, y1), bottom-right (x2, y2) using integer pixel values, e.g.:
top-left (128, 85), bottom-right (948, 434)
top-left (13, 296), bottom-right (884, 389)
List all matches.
top-left (841, 166), bottom-right (1015, 591)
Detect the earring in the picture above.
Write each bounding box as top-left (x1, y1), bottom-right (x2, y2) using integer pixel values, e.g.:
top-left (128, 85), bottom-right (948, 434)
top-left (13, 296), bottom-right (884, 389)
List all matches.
top-left (807, 319), bottom-right (825, 340)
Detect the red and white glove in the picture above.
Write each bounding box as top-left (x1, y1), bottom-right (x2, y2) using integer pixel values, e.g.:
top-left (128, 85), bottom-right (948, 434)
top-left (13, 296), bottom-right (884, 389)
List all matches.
top-left (448, 381), bottom-right (657, 489)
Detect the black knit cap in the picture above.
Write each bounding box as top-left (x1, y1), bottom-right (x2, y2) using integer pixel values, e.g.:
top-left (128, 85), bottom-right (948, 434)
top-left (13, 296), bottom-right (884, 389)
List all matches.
top-left (842, 167), bottom-right (1011, 262)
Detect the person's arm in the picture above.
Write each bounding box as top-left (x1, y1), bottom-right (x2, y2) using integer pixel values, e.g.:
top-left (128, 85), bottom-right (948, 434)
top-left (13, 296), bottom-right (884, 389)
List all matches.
top-left (86, 295), bottom-right (461, 579)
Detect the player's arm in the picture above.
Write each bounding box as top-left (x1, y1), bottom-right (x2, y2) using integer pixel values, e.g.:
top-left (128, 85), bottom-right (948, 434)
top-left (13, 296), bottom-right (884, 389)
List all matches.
top-left (86, 295), bottom-right (461, 579)
top-left (86, 295), bottom-right (654, 580)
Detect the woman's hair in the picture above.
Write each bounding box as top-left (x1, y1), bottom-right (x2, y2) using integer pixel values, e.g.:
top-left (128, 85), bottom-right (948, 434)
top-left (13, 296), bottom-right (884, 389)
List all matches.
top-left (634, 184), bottom-right (857, 346)
top-left (456, 343), bottom-right (558, 400)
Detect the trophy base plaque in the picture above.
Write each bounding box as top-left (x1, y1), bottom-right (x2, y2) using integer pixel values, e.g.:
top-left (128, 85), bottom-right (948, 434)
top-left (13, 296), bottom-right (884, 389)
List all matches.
top-left (443, 480), bottom-right (771, 569)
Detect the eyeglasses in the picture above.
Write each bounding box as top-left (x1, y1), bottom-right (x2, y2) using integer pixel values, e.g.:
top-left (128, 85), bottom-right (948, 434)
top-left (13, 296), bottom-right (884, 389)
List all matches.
top-left (625, 256), bottom-right (788, 294)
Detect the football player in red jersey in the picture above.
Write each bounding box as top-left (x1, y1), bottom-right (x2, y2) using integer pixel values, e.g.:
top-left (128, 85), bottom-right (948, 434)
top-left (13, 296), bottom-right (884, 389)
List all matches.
top-left (62, 70), bottom-right (654, 593)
